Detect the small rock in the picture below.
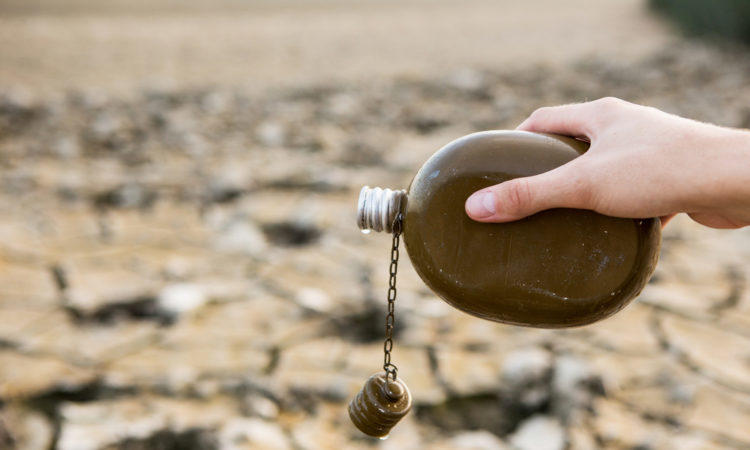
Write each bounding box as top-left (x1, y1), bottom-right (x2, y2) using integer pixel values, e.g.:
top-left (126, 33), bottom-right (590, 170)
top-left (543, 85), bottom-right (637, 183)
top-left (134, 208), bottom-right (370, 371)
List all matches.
top-left (446, 68), bottom-right (487, 93)
top-left (157, 283), bottom-right (209, 315)
top-left (502, 348), bottom-right (552, 385)
top-left (206, 162), bottom-right (253, 203)
top-left (257, 121), bottom-right (286, 147)
top-left (58, 402), bottom-right (162, 450)
top-left (552, 355), bottom-right (602, 418)
top-left (242, 394), bottom-right (280, 420)
top-left (89, 112), bottom-right (123, 140)
top-left (447, 430), bottom-right (508, 449)
top-left (508, 415), bottom-right (565, 450)
top-left (200, 90), bottom-right (232, 114)
top-left (294, 287), bottom-right (333, 313)
top-left (501, 348), bottom-right (553, 409)
top-left (324, 93), bottom-right (360, 118)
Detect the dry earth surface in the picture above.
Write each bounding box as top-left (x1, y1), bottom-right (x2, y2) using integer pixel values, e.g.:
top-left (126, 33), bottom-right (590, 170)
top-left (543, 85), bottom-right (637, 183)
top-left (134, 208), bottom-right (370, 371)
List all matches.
top-left (1, 1), bottom-right (750, 449)
top-left (0, 0), bottom-right (672, 97)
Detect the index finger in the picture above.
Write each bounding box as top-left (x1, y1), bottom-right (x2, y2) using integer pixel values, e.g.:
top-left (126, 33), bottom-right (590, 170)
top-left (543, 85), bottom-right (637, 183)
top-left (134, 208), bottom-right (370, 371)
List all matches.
top-left (516, 99), bottom-right (615, 139)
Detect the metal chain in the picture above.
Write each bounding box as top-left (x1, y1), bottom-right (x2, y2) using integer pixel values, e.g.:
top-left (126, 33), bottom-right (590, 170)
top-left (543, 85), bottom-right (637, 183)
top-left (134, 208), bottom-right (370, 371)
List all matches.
top-left (383, 212), bottom-right (403, 382)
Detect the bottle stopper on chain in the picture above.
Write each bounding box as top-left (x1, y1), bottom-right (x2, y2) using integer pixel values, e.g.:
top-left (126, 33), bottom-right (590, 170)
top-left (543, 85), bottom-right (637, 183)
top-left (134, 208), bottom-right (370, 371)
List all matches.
top-left (348, 373), bottom-right (412, 438)
top-left (349, 203), bottom-right (411, 438)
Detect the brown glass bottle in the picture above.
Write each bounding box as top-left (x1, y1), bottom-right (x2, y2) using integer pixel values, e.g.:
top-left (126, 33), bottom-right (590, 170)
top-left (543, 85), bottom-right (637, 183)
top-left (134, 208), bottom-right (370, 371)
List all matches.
top-left (358, 131), bottom-right (661, 328)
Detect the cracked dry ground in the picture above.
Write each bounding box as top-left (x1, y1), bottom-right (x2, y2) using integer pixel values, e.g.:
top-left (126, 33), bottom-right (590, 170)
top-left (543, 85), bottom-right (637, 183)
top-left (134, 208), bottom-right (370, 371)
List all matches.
top-left (2, 43), bottom-right (750, 450)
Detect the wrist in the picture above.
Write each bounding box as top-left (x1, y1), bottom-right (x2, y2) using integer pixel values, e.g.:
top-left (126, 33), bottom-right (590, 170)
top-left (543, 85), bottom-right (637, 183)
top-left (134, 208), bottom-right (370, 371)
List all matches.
top-left (697, 127), bottom-right (750, 212)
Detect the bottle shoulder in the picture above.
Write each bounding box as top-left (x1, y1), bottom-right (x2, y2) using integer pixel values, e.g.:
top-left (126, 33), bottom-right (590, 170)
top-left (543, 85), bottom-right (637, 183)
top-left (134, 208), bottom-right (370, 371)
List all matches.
top-left (406, 130), bottom-right (588, 196)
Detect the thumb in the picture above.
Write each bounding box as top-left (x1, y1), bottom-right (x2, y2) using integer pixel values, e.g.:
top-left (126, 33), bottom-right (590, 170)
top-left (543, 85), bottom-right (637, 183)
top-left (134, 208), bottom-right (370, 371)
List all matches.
top-left (465, 166), bottom-right (588, 222)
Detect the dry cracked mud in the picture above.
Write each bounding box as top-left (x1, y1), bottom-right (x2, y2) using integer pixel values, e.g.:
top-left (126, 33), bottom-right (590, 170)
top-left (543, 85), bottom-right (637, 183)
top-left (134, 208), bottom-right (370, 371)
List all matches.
top-left (1, 16), bottom-right (750, 450)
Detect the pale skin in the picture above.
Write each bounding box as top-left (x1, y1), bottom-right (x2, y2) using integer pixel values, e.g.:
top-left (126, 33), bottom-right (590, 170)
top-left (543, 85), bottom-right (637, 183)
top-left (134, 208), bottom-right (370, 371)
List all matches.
top-left (465, 97), bottom-right (750, 229)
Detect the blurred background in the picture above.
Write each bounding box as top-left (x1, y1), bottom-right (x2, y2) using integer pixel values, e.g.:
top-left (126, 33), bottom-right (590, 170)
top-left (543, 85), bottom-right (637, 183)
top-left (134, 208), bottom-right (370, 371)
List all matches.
top-left (1, 0), bottom-right (750, 449)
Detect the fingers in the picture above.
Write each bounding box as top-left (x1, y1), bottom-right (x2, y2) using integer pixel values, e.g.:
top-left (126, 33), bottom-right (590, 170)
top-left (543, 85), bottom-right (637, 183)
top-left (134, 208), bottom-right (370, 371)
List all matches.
top-left (517, 97), bottom-right (626, 139)
top-left (466, 98), bottom-right (628, 222)
top-left (687, 212), bottom-right (744, 229)
top-left (465, 164), bottom-right (590, 222)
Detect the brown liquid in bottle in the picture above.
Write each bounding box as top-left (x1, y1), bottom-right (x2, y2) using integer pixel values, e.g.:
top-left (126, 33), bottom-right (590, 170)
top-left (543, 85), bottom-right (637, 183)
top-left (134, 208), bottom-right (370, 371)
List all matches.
top-left (359, 130), bottom-right (661, 327)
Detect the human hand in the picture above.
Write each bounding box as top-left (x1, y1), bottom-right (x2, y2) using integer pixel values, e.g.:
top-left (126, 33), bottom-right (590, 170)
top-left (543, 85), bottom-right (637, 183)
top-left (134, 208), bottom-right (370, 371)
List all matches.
top-left (465, 97), bottom-right (750, 229)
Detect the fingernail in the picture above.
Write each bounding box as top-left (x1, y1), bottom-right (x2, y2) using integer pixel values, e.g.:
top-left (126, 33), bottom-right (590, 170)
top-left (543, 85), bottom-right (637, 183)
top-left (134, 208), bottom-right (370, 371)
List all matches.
top-left (466, 192), bottom-right (496, 218)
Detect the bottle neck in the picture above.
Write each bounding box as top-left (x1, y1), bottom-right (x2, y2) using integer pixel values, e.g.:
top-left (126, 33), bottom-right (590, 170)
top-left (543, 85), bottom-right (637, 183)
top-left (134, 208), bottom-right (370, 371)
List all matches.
top-left (357, 186), bottom-right (407, 233)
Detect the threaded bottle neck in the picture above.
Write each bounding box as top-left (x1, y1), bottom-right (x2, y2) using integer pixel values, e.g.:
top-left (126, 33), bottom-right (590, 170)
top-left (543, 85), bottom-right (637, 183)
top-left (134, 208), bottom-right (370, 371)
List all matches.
top-left (357, 186), bottom-right (407, 233)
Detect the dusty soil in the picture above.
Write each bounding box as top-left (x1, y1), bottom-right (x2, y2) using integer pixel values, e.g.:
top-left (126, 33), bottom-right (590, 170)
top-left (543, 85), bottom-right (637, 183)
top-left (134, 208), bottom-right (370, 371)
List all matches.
top-left (1, 1), bottom-right (750, 450)
top-left (0, 0), bottom-right (672, 97)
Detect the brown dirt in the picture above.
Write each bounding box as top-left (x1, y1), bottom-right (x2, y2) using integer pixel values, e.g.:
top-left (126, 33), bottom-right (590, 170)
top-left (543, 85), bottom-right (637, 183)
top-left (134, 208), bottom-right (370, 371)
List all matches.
top-left (0, 0), bottom-right (672, 97)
